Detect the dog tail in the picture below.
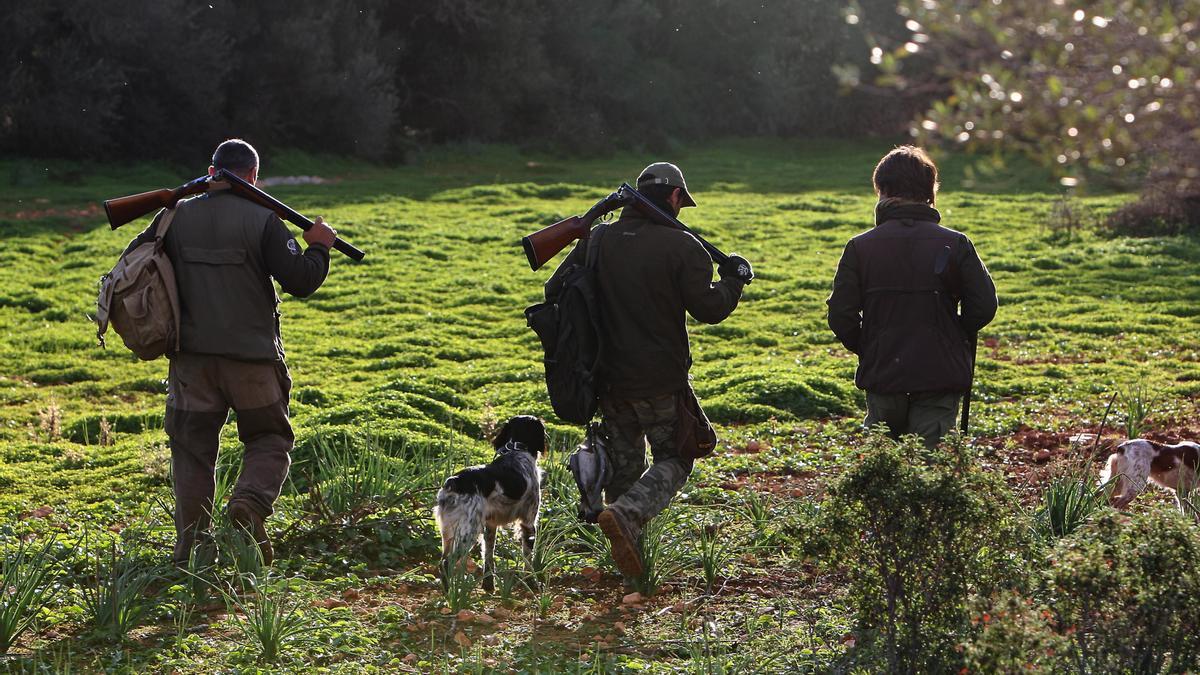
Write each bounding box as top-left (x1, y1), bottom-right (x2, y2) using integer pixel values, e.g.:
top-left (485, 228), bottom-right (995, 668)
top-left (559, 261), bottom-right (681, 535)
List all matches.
top-left (1099, 452), bottom-right (1121, 486)
top-left (433, 490), bottom-right (486, 560)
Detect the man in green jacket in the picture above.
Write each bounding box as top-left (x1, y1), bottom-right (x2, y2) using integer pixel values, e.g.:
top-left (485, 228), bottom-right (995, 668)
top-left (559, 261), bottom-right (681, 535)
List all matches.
top-left (546, 162), bottom-right (753, 579)
top-left (124, 139), bottom-right (336, 565)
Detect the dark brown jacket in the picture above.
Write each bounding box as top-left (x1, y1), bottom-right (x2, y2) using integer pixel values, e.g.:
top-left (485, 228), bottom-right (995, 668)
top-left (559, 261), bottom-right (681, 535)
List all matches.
top-left (545, 209), bottom-right (743, 398)
top-left (125, 191), bottom-right (329, 361)
top-left (827, 218), bottom-right (996, 394)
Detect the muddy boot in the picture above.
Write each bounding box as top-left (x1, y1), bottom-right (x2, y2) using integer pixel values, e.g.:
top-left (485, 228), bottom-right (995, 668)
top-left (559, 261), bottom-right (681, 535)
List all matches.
top-left (598, 508), bottom-right (643, 579)
top-left (228, 499), bottom-right (273, 566)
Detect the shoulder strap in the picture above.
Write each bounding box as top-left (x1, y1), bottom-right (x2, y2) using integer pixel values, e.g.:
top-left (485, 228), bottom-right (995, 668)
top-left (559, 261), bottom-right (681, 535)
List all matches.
top-left (154, 207), bottom-right (177, 240)
top-left (584, 222), bottom-right (609, 269)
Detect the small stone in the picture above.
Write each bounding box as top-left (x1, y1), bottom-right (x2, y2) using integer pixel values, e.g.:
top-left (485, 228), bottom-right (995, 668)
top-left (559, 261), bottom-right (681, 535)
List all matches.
top-left (456, 609), bottom-right (476, 622)
top-left (622, 592), bottom-right (644, 605)
top-left (453, 630), bottom-right (472, 647)
top-left (613, 621), bottom-right (626, 635)
top-left (341, 588), bottom-right (361, 601)
top-left (1032, 450), bottom-right (1052, 463)
top-left (402, 653), bottom-right (418, 664)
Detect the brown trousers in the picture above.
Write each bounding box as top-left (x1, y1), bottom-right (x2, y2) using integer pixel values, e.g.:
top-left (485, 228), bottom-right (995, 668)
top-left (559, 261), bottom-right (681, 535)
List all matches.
top-left (165, 353), bottom-right (293, 563)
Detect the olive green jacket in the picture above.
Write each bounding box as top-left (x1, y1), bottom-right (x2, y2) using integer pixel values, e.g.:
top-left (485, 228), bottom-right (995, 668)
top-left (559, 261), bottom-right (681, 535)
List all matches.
top-left (125, 191), bottom-right (329, 361)
top-left (545, 210), bottom-right (743, 398)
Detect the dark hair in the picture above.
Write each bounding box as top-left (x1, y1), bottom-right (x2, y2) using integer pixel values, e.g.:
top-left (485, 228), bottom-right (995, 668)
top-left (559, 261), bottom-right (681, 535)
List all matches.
top-left (211, 138), bottom-right (259, 175)
top-left (493, 415), bottom-right (546, 454)
top-left (872, 145), bottom-right (939, 206)
top-left (636, 173), bottom-right (679, 214)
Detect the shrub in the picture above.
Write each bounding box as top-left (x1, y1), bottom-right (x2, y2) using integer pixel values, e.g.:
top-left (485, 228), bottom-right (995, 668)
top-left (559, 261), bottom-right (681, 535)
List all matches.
top-left (961, 590), bottom-right (1067, 674)
top-left (1045, 508), bottom-right (1200, 673)
top-left (809, 434), bottom-right (1030, 673)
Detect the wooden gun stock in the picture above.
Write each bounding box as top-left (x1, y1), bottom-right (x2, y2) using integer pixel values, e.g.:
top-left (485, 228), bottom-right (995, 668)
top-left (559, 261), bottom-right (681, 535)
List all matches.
top-left (104, 176), bottom-right (212, 230)
top-left (521, 191), bottom-right (631, 271)
top-left (522, 215), bottom-right (589, 271)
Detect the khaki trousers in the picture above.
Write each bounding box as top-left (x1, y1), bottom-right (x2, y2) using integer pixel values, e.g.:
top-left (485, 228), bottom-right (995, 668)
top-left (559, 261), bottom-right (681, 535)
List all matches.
top-left (165, 353), bottom-right (293, 563)
top-left (865, 391), bottom-right (961, 449)
top-left (601, 392), bottom-right (693, 530)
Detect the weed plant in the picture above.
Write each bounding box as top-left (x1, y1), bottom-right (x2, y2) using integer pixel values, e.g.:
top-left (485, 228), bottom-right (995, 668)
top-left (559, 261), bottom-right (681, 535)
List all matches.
top-left (0, 536), bottom-right (60, 653)
top-left (1031, 469), bottom-right (1112, 543)
top-left (737, 490), bottom-right (773, 546)
top-left (1120, 386), bottom-right (1154, 439)
top-left (440, 550), bottom-right (478, 612)
top-left (633, 513), bottom-right (687, 596)
top-left (310, 434), bottom-right (431, 519)
top-left (216, 574), bottom-right (317, 664)
top-left (79, 539), bottom-right (161, 641)
top-left (695, 523), bottom-right (731, 595)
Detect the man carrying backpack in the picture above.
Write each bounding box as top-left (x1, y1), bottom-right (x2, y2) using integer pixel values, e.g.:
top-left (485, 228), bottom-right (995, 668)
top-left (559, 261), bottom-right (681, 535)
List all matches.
top-left (122, 139), bottom-right (336, 565)
top-left (545, 162), bottom-right (753, 579)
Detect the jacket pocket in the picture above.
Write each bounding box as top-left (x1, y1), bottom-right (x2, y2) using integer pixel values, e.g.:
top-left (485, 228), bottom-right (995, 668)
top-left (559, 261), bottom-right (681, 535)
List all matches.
top-left (181, 247), bottom-right (246, 265)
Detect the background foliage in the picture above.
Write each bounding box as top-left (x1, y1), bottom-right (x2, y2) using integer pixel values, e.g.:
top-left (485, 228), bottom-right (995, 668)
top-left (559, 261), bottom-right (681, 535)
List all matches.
top-left (0, 0), bottom-right (912, 162)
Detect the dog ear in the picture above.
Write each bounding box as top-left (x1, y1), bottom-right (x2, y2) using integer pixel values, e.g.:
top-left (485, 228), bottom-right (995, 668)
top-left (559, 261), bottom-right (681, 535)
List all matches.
top-left (493, 418), bottom-right (513, 450)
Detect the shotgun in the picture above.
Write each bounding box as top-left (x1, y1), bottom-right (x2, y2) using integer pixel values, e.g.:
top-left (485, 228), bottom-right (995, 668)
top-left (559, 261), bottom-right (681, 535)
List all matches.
top-left (103, 171), bottom-right (366, 261)
top-left (521, 183), bottom-right (729, 271)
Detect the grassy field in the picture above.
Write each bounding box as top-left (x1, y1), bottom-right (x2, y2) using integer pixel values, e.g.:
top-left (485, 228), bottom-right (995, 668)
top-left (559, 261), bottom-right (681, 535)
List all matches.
top-left (1, 139), bottom-right (1199, 672)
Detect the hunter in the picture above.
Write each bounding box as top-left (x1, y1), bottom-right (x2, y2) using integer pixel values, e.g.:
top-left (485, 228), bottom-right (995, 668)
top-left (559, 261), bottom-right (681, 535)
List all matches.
top-left (827, 145), bottom-right (997, 448)
top-left (123, 139), bottom-right (336, 565)
top-left (545, 162), bottom-right (753, 580)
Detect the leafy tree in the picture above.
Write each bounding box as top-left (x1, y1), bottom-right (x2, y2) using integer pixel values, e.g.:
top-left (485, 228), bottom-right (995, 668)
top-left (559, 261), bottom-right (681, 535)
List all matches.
top-left (871, 0), bottom-right (1200, 232)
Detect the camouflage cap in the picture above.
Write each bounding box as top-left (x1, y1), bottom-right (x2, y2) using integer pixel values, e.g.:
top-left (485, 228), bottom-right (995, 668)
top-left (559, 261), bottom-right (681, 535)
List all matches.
top-left (636, 162), bottom-right (697, 208)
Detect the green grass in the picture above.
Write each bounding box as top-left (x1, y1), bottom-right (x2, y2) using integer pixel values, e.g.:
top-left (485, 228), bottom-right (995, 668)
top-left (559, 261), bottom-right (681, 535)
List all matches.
top-left (0, 139), bottom-right (1197, 671)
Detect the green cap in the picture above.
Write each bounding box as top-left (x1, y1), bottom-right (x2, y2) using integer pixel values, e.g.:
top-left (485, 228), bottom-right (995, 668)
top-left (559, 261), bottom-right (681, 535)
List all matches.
top-left (636, 161), bottom-right (697, 208)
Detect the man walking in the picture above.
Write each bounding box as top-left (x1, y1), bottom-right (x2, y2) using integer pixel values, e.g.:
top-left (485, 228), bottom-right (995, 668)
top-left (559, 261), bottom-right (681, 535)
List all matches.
top-left (124, 139), bottom-right (337, 565)
top-left (827, 145), bottom-right (997, 448)
top-left (546, 162), bottom-right (753, 578)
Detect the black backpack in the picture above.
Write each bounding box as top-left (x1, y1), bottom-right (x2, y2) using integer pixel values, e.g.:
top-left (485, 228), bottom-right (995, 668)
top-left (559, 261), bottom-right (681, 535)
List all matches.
top-left (524, 225), bottom-right (608, 424)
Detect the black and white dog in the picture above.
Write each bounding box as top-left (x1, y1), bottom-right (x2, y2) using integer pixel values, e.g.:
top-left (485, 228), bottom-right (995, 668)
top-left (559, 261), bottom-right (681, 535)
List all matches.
top-left (434, 415), bottom-right (545, 591)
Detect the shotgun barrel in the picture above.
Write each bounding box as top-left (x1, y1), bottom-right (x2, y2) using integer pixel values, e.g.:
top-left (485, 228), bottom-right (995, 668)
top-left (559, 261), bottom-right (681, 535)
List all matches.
top-left (214, 170), bottom-right (365, 261)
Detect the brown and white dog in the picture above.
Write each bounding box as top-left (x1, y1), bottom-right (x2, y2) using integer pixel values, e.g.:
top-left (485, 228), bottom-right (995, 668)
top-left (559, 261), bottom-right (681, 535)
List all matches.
top-left (1100, 439), bottom-right (1200, 510)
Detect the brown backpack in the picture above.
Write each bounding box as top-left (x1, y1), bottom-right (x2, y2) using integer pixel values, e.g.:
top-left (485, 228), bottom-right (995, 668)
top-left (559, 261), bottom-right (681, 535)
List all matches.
top-left (95, 208), bottom-right (181, 360)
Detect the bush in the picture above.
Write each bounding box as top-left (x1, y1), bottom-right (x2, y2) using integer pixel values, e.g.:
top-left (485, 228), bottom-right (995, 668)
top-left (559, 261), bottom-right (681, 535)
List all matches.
top-left (1044, 508), bottom-right (1200, 673)
top-left (810, 434), bottom-right (1030, 673)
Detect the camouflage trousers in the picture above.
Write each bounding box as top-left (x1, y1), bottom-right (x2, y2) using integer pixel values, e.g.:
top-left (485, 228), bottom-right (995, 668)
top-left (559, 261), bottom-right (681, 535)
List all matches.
top-left (865, 391), bottom-right (961, 449)
top-left (601, 392), bottom-right (693, 530)
top-left (165, 353), bottom-right (294, 563)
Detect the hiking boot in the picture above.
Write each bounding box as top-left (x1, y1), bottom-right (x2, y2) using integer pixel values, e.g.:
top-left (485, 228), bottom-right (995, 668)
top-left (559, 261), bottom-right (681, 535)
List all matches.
top-left (228, 500), bottom-right (273, 566)
top-left (598, 508), bottom-right (643, 579)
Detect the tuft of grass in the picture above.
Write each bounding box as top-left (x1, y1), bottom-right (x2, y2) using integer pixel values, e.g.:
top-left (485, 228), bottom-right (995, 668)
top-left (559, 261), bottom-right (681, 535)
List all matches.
top-left (1031, 471), bottom-right (1112, 543)
top-left (695, 523), bottom-right (732, 596)
top-left (0, 536), bottom-right (60, 653)
top-left (217, 575), bottom-right (318, 664)
top-left (1120, 386), bottom-right (1154, 440)
top-left (737, 490), bottom-right (773, 545)
top-left (79, 539), bottom-right (161, 641)
top-left (633, 514), bottom-right (687, 596)
top-left (310, 434), bottom-right (435, 521)
top-left (441, 550), bottom-right (478, 612)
